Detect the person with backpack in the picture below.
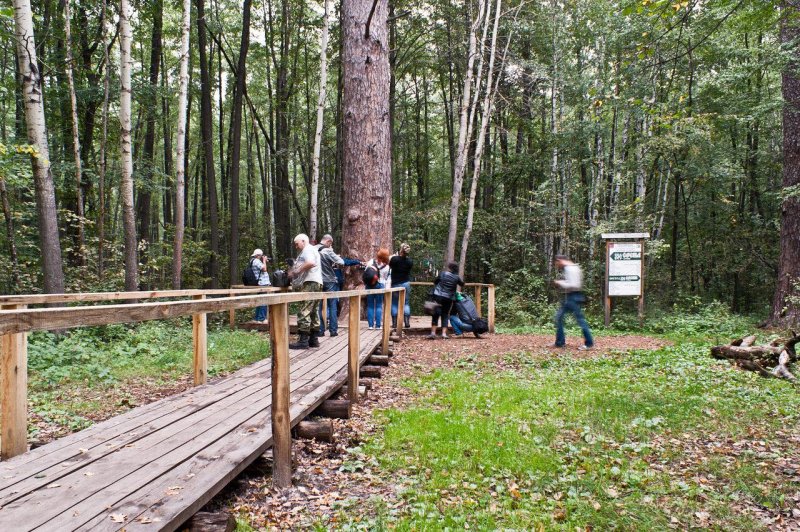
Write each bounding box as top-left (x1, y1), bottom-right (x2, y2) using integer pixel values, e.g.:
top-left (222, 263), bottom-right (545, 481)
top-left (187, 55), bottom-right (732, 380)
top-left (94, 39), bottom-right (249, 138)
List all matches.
top-left (288, 234), bottom-right (323, 349)
top-left (389, 243), bottom-right (413, 331)
top-left (449, 292), bottom-right (488, 338)
top-left (364, 249), bottom-right (391, 329)
top-left (243, 249), bottom-right (271, 323)
top-left (427, 261), bottom-right (464, 339)
top-left (553, 255), bottom-right (594, 350)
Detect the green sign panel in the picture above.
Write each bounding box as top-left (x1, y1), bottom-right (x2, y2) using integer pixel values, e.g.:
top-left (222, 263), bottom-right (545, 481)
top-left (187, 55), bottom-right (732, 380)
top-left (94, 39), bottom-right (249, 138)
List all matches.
top-left (610, 252), bottom-right (641, 261)
top-left (609, 275), bottom-right (641, 282)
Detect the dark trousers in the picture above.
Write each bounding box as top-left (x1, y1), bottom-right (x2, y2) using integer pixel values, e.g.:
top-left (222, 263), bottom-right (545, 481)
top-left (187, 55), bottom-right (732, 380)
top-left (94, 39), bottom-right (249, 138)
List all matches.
top-left (555, 292), bottom-right (594, 347)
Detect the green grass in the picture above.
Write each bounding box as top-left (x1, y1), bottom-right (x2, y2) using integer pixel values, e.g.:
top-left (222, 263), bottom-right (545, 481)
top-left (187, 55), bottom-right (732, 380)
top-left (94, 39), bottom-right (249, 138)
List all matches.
top-left (331, 340), bottom-right (800, 530)
top-left (26, 319), bottom-right (269, 438)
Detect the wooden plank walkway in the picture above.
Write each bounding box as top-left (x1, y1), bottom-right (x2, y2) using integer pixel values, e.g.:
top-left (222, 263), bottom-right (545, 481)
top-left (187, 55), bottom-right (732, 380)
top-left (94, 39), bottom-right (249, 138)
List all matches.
top-left (0, 326), bottom-right (383, 531)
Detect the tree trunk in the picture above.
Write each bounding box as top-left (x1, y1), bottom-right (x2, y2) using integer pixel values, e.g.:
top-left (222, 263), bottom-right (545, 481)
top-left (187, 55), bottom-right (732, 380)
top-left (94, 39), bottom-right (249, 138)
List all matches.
top-left (13, 0), bottom-right (65, 294)
top-left (445, 0), bottom-right (487, 263)
top-left (119, 0), bottom-right (138, 291)
top-left (98, 0), bottom-right (110, 276)
top-left (63, 0), bottom-right (86, 266)
top-left (341, 0), bottom-right (392, 287)
top-left (227, 0), bottom-right (252, 286)
top-left (0, 178), bottom-right (20, 287)
top-left (309, 0), bottom-right (329, 241)
top-left (772, 2), bottom-right (800, 326)
top-left (172, 0), bottom-right (191, 289)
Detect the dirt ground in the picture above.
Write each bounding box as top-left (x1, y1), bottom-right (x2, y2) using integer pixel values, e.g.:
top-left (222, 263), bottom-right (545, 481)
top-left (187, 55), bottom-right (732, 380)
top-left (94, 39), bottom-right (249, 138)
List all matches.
top-left (202, 333), bottom-right (668, 529)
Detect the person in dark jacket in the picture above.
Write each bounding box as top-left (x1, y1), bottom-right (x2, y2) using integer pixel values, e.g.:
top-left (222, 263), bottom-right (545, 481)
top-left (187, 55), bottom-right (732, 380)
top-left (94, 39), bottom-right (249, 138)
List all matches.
top-left (427, 261), bottom-right (464, 339)
top-left (389, 243), bottom-right (413, 330)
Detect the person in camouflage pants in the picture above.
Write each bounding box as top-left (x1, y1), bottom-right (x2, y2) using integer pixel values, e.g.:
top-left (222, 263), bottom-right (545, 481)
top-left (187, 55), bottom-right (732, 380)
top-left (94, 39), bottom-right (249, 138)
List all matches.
top-left (289, 234), bottom-right (323, 349)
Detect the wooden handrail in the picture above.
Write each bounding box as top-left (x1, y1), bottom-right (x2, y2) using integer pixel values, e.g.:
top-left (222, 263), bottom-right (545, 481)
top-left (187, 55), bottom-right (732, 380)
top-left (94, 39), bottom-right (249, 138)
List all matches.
top-left (0, 286), bottom-right (402, 462)
top-left (409, 282), bottom-right (494, 287)
top-left (407, 282), bottom-right (496, 333)
top-left (0, 287), bottom-right (283, 306)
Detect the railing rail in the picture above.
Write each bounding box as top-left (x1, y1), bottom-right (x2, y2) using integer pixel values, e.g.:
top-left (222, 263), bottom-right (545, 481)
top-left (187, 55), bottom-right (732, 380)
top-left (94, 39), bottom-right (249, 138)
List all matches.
top-left (0, 285), bottom-right (404, 487)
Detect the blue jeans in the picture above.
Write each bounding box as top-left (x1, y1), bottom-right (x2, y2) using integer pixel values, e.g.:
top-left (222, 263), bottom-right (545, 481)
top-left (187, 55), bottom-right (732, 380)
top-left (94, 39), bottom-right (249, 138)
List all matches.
top-left (555, 292), bottom-right (593, 347)
top-left (449, 314), bottom-right (473, 334)
top-left (366, 283), bottom-right (384, 327)
top-left (254, 305), bottom-right (267, 322)
top-left (391, 281), bottom-right (411, 319)
top-left (318, 281), bottom-right (339, 334)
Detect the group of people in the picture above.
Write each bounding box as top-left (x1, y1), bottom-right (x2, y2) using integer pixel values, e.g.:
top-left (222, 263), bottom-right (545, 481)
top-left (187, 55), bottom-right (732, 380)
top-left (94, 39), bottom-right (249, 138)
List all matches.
top-left (247, 235), bottom-right (594, 350)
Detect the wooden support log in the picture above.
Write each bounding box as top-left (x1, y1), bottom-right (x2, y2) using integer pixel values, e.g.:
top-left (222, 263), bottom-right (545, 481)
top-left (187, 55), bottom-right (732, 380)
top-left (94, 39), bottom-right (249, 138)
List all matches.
top-left (187, 511), bottom-right (236, 532)
top-left (381, 292), bottom-right (392, 356)
top-left (360, 365), bottom-right (382, 379)
top-left (487, 285), bottom-right (496, 333)
top-left (1, 304), bottom-right (27, 459)
top-left (338, 385), bottom-right (368, 400)
top-left (293, 419), bottom-right (334, 442)
top-left (269, 302), bottom-right (292, 487)
top-left (389, 335), bottom-right (401, 343)
top-left (192, 294), bottom-right (208, 386)
top-left (396, 288), bottom-right (405, 339)
top-left (314, 399), bottom-right (351, 419)
top-left (359, 378), bottom-right (374, 390)
top-left (347, 295), bottom-right (361, 404)
top-left (369, 354), bottom-right (389, 366)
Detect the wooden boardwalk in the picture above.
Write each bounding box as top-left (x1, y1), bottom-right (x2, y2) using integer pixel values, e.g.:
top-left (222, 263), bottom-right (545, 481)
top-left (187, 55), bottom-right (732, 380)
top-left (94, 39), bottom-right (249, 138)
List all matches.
top-left (0, 326), bottom-right (383, 531)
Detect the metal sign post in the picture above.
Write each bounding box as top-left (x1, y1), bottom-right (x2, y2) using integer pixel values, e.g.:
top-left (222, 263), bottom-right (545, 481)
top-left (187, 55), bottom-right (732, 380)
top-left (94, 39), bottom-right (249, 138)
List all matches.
top-left (601, 233), bottom-right (649, 326)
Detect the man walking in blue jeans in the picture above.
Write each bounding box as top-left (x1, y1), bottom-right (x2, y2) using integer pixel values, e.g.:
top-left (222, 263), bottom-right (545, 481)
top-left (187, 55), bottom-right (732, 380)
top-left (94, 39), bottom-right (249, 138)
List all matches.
top-left (553, 255), bottom-right (594, 350)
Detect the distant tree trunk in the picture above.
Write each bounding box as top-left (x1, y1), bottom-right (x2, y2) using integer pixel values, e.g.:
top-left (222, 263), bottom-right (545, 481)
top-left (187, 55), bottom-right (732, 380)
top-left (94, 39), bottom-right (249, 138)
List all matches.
top-left (119, 0), bottom-right (138, 291)
top-left (274, 0), bottom-right (292, 259)
top-left (196, 0), bottom-right (220, 287)
top-left (98, 0), bottom-right (110, 276)
top-left (13, 0), bottom-right (65, 294)
top-left (137, 0), bottom-right (163, 285)
top-left (309, 0), bottom-right (329, 241)
top-left (0, 178), bottom-right (20, 287)
top-left (458, 0), bottom-right (503, 278)
top-left (771, 2), bottom-right (800, 326)
top-left (445, 0), bottom-right (487, 263)
top-left (63, 0), bottom-right (86, 266)
top-left (227, 0), bottom-right (252, 286)
top-left (341, 0), bottom-right (392, 287)
top-left (172, 0), bottom-right (191, 289)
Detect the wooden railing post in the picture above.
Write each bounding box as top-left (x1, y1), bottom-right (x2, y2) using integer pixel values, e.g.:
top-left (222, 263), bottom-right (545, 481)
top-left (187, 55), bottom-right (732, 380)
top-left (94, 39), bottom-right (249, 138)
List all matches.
top-left (381, 291), bottom-right (391, 356)
top-left (487, 285), bottom-right (496, 333)
top-left (347, 295), bottom-right (361, 404)
top-left (474, 286), bottom-right (482, 318)
top-left (269, 302), bottom-right (292, 487)
top-left (397, 288), bottom-right (406, 338)
top-left (192, 295), bottom-right (208, 386)
top-left (229, 291), bottom-right (236, 330)
top-left (1, 304), bottom-right (28, 459)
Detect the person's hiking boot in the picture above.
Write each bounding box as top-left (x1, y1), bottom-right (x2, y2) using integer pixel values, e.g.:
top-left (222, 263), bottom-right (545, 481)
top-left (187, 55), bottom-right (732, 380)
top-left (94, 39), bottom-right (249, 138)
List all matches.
top-left (425, 334), bottom-right (437, 340)
top-left (329, 331), bottom-right (339, 337)
top-left (578, 344), bottom-right (593, 351)
top-left (308, 330), bottom-right (321, 348)
top-left (289, 332), bottom-right (310, 350)
top-left (404, 315), bottom-right (410, 329)
top-left (473, 332), bottom-right (483, 339)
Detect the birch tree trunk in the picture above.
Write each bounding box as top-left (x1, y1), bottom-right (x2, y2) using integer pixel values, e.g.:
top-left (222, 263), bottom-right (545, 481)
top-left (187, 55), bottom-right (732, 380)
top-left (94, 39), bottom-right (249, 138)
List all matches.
top-left (172, 0), bottom-right (191, 289)
top-left (458, 0), bottom-right (503, 277)
top-left (444, 0), bottom-right (487, 263)
top-left (63, 0), bottom-right (86, 266)
top-left (341, 0), bottom-right (392, 289)
top-left (119, 0), bottom-right (138, 291)
top-left (309, 0), bottom-right (329, 241)
top-left (13, 0), bottom-right (65, 293)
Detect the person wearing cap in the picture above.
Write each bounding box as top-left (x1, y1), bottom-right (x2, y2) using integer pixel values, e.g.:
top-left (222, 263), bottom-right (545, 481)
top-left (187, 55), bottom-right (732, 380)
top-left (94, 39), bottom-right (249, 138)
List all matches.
top-left (250, 249), bottom-right (271, 323)
top-left (389, 243), bottom-right (413, 330)
top-left (288, 234), bottom-right (323, 349)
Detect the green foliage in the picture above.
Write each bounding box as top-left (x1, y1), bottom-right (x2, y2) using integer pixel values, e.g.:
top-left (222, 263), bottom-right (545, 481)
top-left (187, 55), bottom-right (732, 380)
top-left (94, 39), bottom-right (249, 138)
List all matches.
top-left (332, 338), bottom-right (800, 529)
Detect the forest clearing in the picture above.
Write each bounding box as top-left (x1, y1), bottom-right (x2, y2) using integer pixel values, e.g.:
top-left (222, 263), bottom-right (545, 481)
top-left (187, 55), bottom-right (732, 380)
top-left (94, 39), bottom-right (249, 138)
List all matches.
top-left (2, 0), bottom-right (800, 529)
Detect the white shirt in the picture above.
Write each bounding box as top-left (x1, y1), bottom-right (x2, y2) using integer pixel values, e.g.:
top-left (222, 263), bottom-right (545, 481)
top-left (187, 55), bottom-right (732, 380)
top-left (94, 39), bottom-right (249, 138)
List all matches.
top-left (556, 264), bottom-right (583, 292)
top-left (295, 244), bottom-right (323, 285)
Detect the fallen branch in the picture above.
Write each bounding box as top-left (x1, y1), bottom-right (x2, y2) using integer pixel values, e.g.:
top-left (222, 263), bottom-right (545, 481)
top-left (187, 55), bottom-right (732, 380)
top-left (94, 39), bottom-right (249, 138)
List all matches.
top-left (711, 334), bottom-right (800, 382)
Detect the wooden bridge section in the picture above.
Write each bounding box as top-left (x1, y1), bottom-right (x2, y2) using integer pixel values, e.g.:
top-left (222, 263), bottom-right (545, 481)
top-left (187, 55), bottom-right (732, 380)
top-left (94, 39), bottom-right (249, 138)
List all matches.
top-left (0, 327), bottom-right (383, 531)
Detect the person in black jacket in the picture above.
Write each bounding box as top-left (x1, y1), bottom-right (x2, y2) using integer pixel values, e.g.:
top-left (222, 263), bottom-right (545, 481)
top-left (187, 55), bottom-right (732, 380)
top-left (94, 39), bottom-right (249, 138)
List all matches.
top-left (427, 261), bottom-right (464, 339)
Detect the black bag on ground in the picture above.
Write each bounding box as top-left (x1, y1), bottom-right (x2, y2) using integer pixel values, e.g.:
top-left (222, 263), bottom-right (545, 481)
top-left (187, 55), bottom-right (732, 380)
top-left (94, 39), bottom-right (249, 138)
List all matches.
top-left (471, 317), bottom-right (489, 334)
top-left (242, 259), bottom-right (259, 286)
top-left (362, 266), bottom-right (379, 288)
top-left (271, 269), bottom-right (290, 288)
top-left (455, 293), bottom-right (480, 323)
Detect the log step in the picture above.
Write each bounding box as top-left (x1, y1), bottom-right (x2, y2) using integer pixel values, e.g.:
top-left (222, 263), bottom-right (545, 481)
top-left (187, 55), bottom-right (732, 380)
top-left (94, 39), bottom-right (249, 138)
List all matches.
top-left (360, 365), bottom-right (382, 379)
top-left (293, 419), bottom-right (334, 442)
top-left (312, 399), bottom-right (351, 419)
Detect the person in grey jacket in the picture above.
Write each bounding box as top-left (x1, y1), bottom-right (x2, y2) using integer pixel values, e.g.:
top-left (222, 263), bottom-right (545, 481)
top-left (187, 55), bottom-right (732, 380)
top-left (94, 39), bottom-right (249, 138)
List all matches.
top-left (553, 255), bottom-right (594, 350)
top-left (427, 261), bottom-right (464, 339)
top-left (316, 234), bottom-right (361, 336)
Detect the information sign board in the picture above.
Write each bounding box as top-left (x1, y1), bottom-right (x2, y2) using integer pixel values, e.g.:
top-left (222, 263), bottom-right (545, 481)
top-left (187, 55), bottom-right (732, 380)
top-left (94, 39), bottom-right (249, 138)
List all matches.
top-left (607, 242), bottom-right (642, 296)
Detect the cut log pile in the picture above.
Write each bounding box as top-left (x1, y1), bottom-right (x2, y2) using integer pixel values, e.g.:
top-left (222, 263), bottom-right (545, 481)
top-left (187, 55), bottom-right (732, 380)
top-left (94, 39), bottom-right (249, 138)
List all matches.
top-left (711, 333), bottom-right (800, 381)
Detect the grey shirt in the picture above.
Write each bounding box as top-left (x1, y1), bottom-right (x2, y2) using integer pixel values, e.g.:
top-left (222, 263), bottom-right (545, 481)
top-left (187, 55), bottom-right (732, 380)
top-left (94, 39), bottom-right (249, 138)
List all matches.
top-left (294, 244), bottom-right (323, 285)
top-left (317, 244), bottom-right (345, 284)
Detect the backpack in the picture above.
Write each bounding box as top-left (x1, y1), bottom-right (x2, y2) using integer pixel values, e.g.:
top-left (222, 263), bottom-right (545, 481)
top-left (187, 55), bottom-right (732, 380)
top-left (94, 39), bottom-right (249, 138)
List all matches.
top-left (362, 266), bottom-right (379, 288)
top-left (454, 293), bottom-right (480, 323)
top-left (472, 317), bottom-right (489, 334)
top-left (271, 269), bottom-right (289, 288)
top-left (242, 258), bottom-right (260, 286)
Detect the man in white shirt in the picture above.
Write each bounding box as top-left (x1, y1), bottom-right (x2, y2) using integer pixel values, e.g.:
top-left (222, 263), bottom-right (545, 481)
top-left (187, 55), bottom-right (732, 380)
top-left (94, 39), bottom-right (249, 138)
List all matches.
top-left (553, 255), bottom-right (594, 350)
top-left (288, 234), bottom-right (323, 349)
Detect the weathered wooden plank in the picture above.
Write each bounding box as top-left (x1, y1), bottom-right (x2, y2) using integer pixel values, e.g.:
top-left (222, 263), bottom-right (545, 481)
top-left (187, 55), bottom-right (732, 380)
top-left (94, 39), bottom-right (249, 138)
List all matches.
top-left (488, 285), bottom-right (496, 333)
top-left (381, 292), bottom-right (391, 356)
top-left (269, 303), bottom-right (292, 488)
top-left (193, 295), bottom-right (208, 386)
top-left (1, 304), bottom-right (27, 459)
top-left (0, 287), bottom-right (283, 306)
top-left (396, 288), bottom-right (406, 338)
top-left (348, 296), bottom-right (360, 404)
